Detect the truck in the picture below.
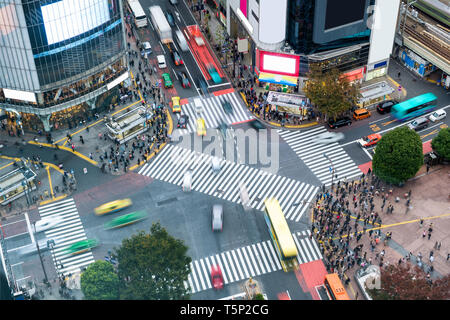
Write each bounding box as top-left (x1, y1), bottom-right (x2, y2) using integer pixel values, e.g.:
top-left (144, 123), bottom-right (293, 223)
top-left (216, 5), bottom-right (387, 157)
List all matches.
top-left (149, 5), bottom-right (173, 44)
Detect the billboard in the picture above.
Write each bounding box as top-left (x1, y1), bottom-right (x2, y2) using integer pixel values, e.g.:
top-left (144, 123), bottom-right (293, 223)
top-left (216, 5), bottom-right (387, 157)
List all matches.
top-left (258, 50), bottom-right (300, 77)
top-left (259, 0), bottom-right (287, 44)
top-left (41, 0), bottom-right (110, 45)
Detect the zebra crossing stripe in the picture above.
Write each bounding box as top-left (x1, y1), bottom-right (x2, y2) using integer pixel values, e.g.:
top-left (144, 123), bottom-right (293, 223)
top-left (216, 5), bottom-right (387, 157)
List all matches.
top-left (250, 244), bottom-right (264, 275)
top-left (230, 250), bottom-right (244, 280)
top-left (226, 251), bottom-right (239, 282)
top-left (189, 262), bottom-right (200, 291)
top-left (293, 236), bottom-right (308, 264)
top-left (236, 249), bottom-right (250, 279)
top-left (220, 252), bottom-right (234, 283)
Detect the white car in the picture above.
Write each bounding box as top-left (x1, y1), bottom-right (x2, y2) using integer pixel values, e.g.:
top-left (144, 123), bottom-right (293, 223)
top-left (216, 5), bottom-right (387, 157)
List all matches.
top-left (34, 216), bottom-right (64, 233)
top-left (313, 132), bottom-right (345, 144)
top-left (157, 55), bottom-right (167, 68)
top-left (428, 109), bottom-right (446, 122)
top-left (212, 204), bottom-right (223, 232)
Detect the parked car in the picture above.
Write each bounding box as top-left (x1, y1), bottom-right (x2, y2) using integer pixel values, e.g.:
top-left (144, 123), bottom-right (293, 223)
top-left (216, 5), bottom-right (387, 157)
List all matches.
top-left (353, 108), bottom-right (371, 120)
top-left (212, 204), bottom-right (223, 231)
top-left (177, 114), bottom-right (188, 128)
top-left (162, 73), bottom-right (173, 88)
top-left (358, 133), bottom-right (382, 148)
top-left (222, 100), bottom-right (233, 114)
top-left (210, 264), bottom-right (224, 289)
top-left (165, 11), bottom-right (175, 27)
top-left (429, 109), bottom-right (446, 122)
top-left (171, 50), bottom-right (183, 66)
top-left (407, 117), bottom-right (429, 131)
top-left (376, 100), bottom-right (395, 114)
top-left (313, 132), bottom-right (345, 144)
top-left (178, 71), bottom-right (190, 88)
top-left (327, 117), bottom-right (352, 129)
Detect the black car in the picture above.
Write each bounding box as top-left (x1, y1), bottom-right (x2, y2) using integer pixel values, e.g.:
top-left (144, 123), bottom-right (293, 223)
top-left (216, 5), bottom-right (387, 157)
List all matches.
top-left (177, 114), bottom-right (189, 128)
top-left (218, 121), bottom-right (229, 139)
top-left (171, 50), bottom-right (183, 66)
top-left (249, 119), bottom-right (265, 130)
top-left (328, 116), bottom-right (352, 129)
top-left (198, 78), bottom-right (209, 95)
top-left (222, 101), bottom-right (233, 114)
top-left (165, 12), bottom-right (175, 27)
top-left (178, 71), bottom-right (190, 88)
top-left (376, 100), bottom-right (395, 114)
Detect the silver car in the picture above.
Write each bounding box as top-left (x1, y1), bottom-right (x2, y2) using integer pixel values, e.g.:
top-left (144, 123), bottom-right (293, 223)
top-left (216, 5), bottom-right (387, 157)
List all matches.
top-left (212, 204), bottom-right (223, 232)
top-left (34, 215), bottom-right (64, 233)
top-left (313, 132), bottom-right (345, 144)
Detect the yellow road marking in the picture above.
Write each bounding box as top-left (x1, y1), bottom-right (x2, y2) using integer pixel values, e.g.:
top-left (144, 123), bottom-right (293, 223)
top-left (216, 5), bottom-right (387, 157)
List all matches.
top-left (421, 129), bottom-right (437, 139)
top-left (382, 120), bottom-right (396, 126)
top-left (46, 165), bottom-right (55, 200)
top-left (39, 194), bottom-right (68, 206)
top-left (0, 161), bottom-right (15, 171)
top-left (28, 141), bottom-right (98, 166)
top-left (440, 123), bottom-right (448, 129)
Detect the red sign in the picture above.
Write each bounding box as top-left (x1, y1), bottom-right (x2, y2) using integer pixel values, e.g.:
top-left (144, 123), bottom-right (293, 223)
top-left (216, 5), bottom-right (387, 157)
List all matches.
top-left (258, 50), bottom-right (300, 77)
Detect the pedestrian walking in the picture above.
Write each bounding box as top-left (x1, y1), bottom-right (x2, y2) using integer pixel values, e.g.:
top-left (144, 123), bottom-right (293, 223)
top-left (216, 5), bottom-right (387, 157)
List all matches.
top-left (422, 230), bottom-right (427, 239)
top-left (71, 143), bottom-right (75, 152)
top-left (419, 218), bottom-right (424, 227)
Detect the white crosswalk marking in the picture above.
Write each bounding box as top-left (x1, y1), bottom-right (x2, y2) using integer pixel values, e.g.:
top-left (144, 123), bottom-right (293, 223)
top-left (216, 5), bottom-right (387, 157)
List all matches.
top-left (186, 232), bottom-right (322, 294)
top-left (174, 92), bottom-right (253, 135)
top-left (278, 127), bottom-right (362, 186)
top-left (138, 144), bottom-right (318, 221)
top-left (38, 198), bottom-right (95, 276)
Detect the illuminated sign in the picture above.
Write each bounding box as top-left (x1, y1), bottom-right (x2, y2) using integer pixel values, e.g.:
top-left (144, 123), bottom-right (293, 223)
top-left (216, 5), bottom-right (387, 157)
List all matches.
top-left (259, 51), bottom-right (300, 77)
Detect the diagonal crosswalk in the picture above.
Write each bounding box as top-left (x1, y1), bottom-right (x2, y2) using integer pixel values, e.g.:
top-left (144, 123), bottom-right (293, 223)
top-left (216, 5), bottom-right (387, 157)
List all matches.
top-left (175, 92), bottom-right (253, 135)
top-left (138, 144), bottom-right (318, 222)
top-left (38, 198), bottom-right (95, 276)
top-left (278, 127), bottom-right (362, 185)
top-left (186, 230), bottom-right (322, 294)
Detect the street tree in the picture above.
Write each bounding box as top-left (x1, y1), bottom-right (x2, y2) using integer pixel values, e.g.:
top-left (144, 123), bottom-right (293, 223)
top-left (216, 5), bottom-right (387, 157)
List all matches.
top-left (116, 222), bottom-right (191, 300)
top-left (431, 127), bottom-right (450, 160)
top-left (303, 64), bottom-right (361, 120)
top-left (372, 126), bottom-right (423, 185)
top-left (80, 260), bottom-right (119, 300)
top-left (368, 263), bottom-right (450, 300)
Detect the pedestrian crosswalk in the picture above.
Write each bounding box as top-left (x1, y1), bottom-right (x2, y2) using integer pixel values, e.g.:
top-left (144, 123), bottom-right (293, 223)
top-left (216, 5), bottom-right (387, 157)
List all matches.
top-left (176, 92), bottom-right (253, 135)
top-left (138, 144), bottom-right (318, 222)
top-left (278, 127), bottom-right (362, 186)
top-left (38, 198), bottom-right (95, 276)
top-left (186, 230), bottom-right (322, 294)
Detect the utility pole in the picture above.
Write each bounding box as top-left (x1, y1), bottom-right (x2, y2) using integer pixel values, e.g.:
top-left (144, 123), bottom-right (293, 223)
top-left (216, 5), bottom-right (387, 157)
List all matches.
top-left (401, 0), bottom-right (418, 39)
top-left (32, 222), bottom-right (49, 286)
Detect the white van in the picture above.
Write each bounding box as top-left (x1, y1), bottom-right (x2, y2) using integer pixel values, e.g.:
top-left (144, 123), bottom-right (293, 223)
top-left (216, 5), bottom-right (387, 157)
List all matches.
top-left (175, 30), bottom-right (189, 52)
top-left (157, 55), bottom-right (167, 68)
top-left (194, 97), bottom-right (203, 114)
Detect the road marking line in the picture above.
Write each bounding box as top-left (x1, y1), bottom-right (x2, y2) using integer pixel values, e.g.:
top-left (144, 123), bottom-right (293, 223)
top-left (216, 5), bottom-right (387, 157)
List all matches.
top-left (24, 212), bottom-right (35, 244)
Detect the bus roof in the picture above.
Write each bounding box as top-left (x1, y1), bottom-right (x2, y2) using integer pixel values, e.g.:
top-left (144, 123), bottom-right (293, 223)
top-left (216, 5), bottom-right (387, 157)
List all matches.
top-left (325, 273), bottom-right (350, 300)
top-left (264, 198), bottom-right (298, 258)
top-left (127, 0), bottom-right (146, 18)
top-left (392, 92), bottom-right (437, 112)
top-left (149, 5), bottom-right (171, 32)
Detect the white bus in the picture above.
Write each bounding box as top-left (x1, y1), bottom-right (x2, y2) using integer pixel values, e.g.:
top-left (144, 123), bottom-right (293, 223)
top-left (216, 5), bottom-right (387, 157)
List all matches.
top-left (127, 0), bottom-right (148, 28)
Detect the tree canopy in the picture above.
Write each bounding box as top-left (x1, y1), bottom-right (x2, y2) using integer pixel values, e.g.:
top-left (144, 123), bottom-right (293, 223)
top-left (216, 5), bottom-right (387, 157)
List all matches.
top-left (116, 222), bottom-right (192, 300)
top-left (368, 263), bottom-right (450, 300)
top-left (431, 127), bottom-right (450, 160)
top-left (303, 64), bottom-right (360, 120)
top-left (372, 126), bottom-right (423, 185)
top-left (80, 260), bottom-right (119, 300)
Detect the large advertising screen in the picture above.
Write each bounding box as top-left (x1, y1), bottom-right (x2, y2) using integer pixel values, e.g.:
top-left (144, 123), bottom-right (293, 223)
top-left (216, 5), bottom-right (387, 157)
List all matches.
top-left (325, 0), bottom-right (366, 30)
top-left (259, 51), bottom-right (300, 77)
top-left (41, 0), bottom-right (110, 45)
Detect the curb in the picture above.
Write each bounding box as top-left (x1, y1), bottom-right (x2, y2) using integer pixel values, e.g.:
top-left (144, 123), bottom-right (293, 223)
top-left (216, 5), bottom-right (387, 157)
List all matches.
top-left (28, 141), bottom-right (98, 166)
top-left (39, 194), bottom-right (68, 206)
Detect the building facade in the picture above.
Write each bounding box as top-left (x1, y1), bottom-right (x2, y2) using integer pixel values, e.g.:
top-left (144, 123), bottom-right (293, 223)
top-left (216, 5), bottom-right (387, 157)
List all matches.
top-left (0, 0), bottom-right (129, 132)
top-left (221, 0), bottom-right (400, 91)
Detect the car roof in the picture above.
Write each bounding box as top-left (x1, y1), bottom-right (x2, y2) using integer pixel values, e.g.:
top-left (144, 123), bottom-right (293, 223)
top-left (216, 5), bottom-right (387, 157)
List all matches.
top-left (367, 133), bottom-right (381, 139)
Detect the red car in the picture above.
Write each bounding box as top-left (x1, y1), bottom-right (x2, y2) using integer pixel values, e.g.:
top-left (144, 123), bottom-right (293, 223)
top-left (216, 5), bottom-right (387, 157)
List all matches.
top-left (211, 265), bottom-right (224, 289)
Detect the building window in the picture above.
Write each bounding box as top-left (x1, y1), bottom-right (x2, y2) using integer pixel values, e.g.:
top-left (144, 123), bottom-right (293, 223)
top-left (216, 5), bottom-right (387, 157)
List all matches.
top-left (251, 10), bottom-right (259, 22)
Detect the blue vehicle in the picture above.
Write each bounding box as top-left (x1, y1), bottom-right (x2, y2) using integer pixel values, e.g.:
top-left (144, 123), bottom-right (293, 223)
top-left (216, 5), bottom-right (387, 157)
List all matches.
top-left (391, 93), bottom-right (437, 122)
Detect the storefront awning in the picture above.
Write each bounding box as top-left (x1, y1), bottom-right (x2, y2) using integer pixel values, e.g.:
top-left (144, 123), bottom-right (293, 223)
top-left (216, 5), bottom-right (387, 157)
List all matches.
top-left (258, 72), bottom-right (298, 86)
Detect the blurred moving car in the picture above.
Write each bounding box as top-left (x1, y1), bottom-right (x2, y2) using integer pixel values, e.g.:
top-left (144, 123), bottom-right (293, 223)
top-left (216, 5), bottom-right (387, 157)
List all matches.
top-left (211, 157), bottom-right (221, 173)
top-left (328, 117), bottom-right (352, 129)
top-left (222, 100), bottom-right (233, 114)
top-left (94, 199), bottom-right (132, 215)
top-left (376, 100), bottom-right (395, 114)
top-left (103, 211), bottom-right (148, 230)
top-left (165, 11), bottom-right (175, 27)
top-left (207, 64), bottom-right (222, 84)
top-left (178, 71), bottom-right (191, 88)
top-left (198, 78), bottom-right (209, 95)
top-left (313, 132), bottom-right (344, 144)
top-left (65, 239), bottom-right (98, 255)
top-left (212, 204), bottom-right (223, 231)
top-left (171, 96), bottom-right (181, 113)
top-left (177, 114), bottom-right (188, 128)
top-left (197, 118), bottom-right (206, 136)
top-left (218, 121), bottom-right (229, 139)
top-left (358, 133), bottom-right (382, 148)
top-left (171, 50), bottom-right (183, 66)
top-left (249, 119), bottom-right (265, 130)
top-left (17, 238), bottom-right (56, 256)
top-left (162, 73), bottom-right (173, 88)
top-left (211, 264), bottom-right (224, 289)
top-left (428, 109), bottom-right (446, 122)
top-left (34, 215), bottom-right (64, 233)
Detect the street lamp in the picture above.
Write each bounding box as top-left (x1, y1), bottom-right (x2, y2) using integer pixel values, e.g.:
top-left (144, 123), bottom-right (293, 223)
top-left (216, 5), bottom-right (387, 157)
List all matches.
top-left (32, 222), bottom-right (49, 286)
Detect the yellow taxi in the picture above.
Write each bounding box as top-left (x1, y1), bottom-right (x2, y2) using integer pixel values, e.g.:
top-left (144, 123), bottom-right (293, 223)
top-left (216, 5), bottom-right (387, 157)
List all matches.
top-left (197, 118), bottom-right (206, 136)
top-left (171, 96), bottom-right (181, 113)
top-left (94, 199), bottom-right (132, 216)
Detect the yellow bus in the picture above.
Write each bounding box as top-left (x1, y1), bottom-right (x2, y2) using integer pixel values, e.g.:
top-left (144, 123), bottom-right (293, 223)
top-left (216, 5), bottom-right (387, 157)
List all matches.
top-left (263, 198), bottom-right (299, 272)
top-left (324, 273), bottom-right (350, 300)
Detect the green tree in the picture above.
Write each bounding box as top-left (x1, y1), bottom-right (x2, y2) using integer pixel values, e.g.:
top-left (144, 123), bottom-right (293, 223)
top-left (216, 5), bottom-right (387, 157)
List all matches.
top-left (80, 260), bottom-right (119, 300)
top-left (368, 263), bottom-right (450, 300)
top-left (431, 127), bottom-right (450, 160)
top-left (372, 126), bottom-right (423, 185)
top-left (116, 222), bottom-right (192, 300)
top-left (303, 64), bottom-right (361, 120)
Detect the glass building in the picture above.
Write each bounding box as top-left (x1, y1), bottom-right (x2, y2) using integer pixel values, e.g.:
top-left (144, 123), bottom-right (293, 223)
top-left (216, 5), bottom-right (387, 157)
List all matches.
top-left (0, 0), bottom-right (128, 132)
